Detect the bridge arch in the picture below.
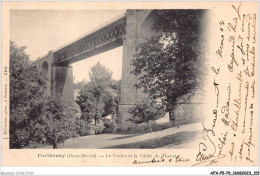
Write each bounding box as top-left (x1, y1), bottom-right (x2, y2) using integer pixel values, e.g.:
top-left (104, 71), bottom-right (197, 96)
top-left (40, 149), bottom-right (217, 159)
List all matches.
top-left (41, 61), bottom-right (49, 78)
top-left (140, 10), bottom-right (162, 37)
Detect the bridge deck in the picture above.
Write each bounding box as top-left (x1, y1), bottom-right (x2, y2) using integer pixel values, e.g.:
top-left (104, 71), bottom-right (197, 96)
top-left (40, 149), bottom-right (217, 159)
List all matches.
top-left (53, 17), bottom-right (126, 65)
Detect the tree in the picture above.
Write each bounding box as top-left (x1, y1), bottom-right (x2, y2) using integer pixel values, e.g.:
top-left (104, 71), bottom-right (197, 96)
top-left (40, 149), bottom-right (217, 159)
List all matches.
top-left (10, 41), bottom-right (46, 148)
top-left (131, 10), bottom-right (206, 120)
top-left (10, 41), bottom-right (78, 149)
top-left (89, 61), bottom-right (113, 90)
top-left (76, 62), bottom-right (120, 133)
top-left (76, 90), bottom-right (103, 124)
top-left (87, 62), bottom-right (113, 122)
top-left (74, 79), bottom-right (87, 90)
top-left (128, 99), bottom-right (165, 133)
top-left (75, 118), bottom-right (92, 136)
top-left (32, 97), bottom-right (78, 149)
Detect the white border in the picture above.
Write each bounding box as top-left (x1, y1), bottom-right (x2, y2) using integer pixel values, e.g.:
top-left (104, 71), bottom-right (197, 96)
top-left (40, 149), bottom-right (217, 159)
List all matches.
top-left (1, 0), bottom-right (259, 175)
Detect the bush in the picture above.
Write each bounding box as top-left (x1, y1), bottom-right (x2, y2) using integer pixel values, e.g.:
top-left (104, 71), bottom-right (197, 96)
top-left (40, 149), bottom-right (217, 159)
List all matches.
top-left (76, 118), bottom-right (91, 136)
top-left (94, 121), bottom-right (105, 134)
top-left (128, 100), bottom-right (165, 133)
top-left (103, 120), bottom-right (118, 133)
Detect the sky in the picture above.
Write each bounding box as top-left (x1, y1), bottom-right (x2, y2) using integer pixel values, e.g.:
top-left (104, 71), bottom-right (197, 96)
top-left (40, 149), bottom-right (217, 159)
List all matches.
top-left (10, 10), bottom-right (125, 82)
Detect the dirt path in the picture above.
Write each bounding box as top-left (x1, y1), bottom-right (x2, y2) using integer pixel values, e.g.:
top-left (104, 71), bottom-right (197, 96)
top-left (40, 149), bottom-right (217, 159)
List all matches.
top-left (57, 122), bottom-right (202, 149)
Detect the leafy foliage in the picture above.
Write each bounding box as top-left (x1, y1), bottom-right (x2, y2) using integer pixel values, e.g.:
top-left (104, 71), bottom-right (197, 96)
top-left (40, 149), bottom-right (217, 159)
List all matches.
top-left (131, 10), bottom-right (206, 120)
top-left (76, 88), bottom-right (106, 126)
top-left (109, 79), bottom-right (121, 94)
top-left (10, 41), bottom-right (46, 148)
top-left (32, 97), bottom-right (79, 148)
top-left (103, 119), bottom-right (118, 133)
top-left (89, 61), bottom-right (113, 91)
top-left (75, 118), bottom-right (92, 136)
top-left (76, 62), bottom-right (120, 133)
top-left (128, 100), bottom-right (165, 133)
top-left (74, 79), bottom-right (88, 90)
top-left (10, 41), bottom-right (78, 149)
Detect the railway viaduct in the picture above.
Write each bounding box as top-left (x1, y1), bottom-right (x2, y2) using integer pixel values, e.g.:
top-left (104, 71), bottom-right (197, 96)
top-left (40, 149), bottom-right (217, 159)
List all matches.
top-left (33, 9), bottom-right (207, 128)
top-left (33, 10), bottom-right (157, 127)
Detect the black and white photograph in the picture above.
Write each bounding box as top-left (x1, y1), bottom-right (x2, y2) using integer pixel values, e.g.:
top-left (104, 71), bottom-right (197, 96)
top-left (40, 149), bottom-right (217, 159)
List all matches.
top-left (2, 1), bottom-right (258, 171)
top-left (9, 9), bottom-right (208, 149)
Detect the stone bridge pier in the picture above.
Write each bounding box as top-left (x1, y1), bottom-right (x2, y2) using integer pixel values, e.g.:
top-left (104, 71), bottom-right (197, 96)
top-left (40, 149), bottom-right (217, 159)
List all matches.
top-left (33, 51), bottom-right (74, 106)
top-left (118, 10), bottom-right (158, 128)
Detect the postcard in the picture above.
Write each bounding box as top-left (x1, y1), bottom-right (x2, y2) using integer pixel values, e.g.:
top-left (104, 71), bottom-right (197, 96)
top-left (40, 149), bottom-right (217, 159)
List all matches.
top-left (1, 1), bottom-right (258, 168)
